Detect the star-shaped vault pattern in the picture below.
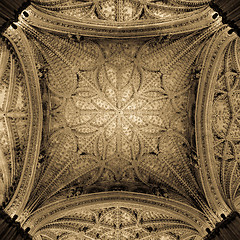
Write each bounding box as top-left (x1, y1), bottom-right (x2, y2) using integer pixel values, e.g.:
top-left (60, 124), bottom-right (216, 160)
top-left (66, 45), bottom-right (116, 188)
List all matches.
top-left (1, 0), bottom-right (240, 240)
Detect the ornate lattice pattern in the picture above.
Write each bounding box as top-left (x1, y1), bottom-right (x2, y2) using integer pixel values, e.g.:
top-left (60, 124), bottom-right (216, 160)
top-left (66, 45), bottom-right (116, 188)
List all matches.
top-left (2, 1), bottom-right (240, 240)
top-left (212, 38), bottom-right (240, 202)
top-left (34, 206), bottom-right (197, 240)
top-left (0, 38), bottom-right (29, 206)
top-left (32, 0), bottom-right (210, 22)
top-left (22, 32), bottom-right (209, 215)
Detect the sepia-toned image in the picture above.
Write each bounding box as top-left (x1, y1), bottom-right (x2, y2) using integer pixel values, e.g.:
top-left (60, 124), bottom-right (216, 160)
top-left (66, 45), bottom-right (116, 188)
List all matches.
top-left (0, 0), bottom-right (240, 239)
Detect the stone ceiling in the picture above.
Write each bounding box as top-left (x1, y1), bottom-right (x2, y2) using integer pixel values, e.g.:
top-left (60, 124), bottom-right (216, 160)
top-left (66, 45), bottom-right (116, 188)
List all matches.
top-left (32, 34), bottom-right (199, 199)
top-left (0, 40), bottom-right (30, 205)
top-left (35, 206), bottom-right (196, 240)
top-left (0, 0), bottom-right (240, 240)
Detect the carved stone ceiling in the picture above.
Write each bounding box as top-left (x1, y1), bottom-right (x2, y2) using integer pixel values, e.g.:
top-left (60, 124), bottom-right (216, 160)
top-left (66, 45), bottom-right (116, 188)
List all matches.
top-left (36, 206), bottom-right (196, 240)
top-left (32, 0), bottom-right (206, 21)
top-left (28, 32), bottom-right (202, 210)
top-left (1, 0), bottom-right (240, 240)
top-left (0, 40), bottom-right (30, 205)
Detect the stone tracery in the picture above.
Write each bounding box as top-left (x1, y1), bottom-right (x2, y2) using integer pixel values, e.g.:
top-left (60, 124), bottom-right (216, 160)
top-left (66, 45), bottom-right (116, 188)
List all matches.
top-left (35, 206), bottom-right (195, 240)
top-left (0, 0), bottom-right (240, 240)
top-left (196, 26), bottom-right (240, 217)
top-left (202, 37), bottom-right (240, 210)
top-left (32, 0), bottom-right (211, 23)
top-left (0, 38), bottom-right (30, 208)
top-left (24, 192), bottom-right (210, 240)
top-left (22, 0), bottom-right (216, 38)
top-left (21, 32), bottom-right (213, 216)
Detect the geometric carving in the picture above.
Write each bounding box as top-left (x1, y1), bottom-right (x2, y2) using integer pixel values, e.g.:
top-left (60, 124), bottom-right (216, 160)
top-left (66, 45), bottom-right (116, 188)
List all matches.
top-left (34, 206), bottom-right (199, 240)
top-left (0, 38), bottom-right (29, 206)
top-left (3, 1), bottom-right (240, 239)
top-left (33, 0), bottom-right (211, 23)
top-left (2, 25), bottom-right (42, 217)
top-left (25, 34), bottom-right (205, 212)
top-left (211, 38), bottom-right (240, 203)
top-left (196, 26), bottom-right (240, 217)
top-left (24, 1), bottom-right (215, 39)
top-left (8, 20), bottom-right (224, 232)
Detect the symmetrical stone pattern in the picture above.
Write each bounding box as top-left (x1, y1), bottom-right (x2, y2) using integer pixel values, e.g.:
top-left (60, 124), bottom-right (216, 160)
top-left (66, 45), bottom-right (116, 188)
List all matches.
top-left (1, 1), bottom-right (240, 240)
top-left (34, 206), bottom-right (197, 240)
top-left (0, 38), bottom-right (30, 206)
top-left (23, 0), bottom-right (216, 38)
top-left (212, 38), bottom-right (240, 203)
top-left (33, 0), bottom-right (211, 22)
top-left (21, 30), bottom-right (213, 218)
top-left (195, 26), bottom-right (240, 217)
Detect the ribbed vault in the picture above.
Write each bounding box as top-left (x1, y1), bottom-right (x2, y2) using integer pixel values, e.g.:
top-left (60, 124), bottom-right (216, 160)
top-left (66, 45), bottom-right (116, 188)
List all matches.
top-left (0, 0), bottom-right (240, 240)
top-left (24, 192), bottom-right (210, 240)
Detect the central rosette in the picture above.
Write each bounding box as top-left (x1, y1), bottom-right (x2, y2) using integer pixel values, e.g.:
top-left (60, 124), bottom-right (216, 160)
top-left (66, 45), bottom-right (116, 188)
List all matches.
top-left (64, 42), bottom-right (169, 161)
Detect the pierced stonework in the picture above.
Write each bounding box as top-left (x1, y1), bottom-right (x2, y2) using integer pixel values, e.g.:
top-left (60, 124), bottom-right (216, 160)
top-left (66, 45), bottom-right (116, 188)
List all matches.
top-left (22, 34), bottom-right (208, 213)
top-left (34, 206), bottom-right (196, 240)
top-left (211, 38), bottom-right (240, 203)
top-left (2, 1), bottom-right (240, 240)
top-left (0, 39), bottom-right (30, 206)
top-left (32, 0), bottom-right (210, 22)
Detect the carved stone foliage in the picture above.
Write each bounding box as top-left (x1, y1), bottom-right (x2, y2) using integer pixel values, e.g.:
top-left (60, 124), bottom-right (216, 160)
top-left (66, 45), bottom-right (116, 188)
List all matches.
top-left (32, 0), bottom-right (210, 22)
top-left (2, 24), bottom-right (42, 218)
top-left (22, 0), bottom-right (216, 38)
top-left (0, 38), bottom-right (30, 206)
top-left (196, 26), bottom-right (240, 216)
top-left (19, 26), bottom-right (218, 218)
top-left (2, 1), bottom-right (238, 239)
top-left (33, 206), bottom-right (199, 240)
top-left (211, 38), bottom-right (240, 204)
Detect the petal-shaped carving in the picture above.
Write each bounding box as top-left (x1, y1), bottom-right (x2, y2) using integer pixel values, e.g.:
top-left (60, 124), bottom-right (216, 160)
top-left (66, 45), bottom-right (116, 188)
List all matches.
top-left (97, 0), bottom-right (143, 21)
top-left (24, 3), bottom-right (215, 38)
top-left (65, 98), bottom-right (97, 126)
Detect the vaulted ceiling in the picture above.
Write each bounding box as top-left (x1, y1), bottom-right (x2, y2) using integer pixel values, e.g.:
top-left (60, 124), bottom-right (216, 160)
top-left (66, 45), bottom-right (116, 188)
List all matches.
top-left (0, 0), bottom-right (240, 240)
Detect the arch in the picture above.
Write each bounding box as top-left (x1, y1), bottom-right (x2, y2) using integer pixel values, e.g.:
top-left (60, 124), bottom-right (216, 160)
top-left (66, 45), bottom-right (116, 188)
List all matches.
top-left (196, 25), bottom-right (238, 217)
top-left (2, 23), bottom-right (42, 218)
top-left (24, 191), bottom-right (211, 237)
top-left (20, 3), bottom-right (217, 38)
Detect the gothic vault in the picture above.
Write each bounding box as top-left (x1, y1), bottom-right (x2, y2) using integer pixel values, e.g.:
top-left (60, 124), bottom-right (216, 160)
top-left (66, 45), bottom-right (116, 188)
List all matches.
top-left (0, 0), bottom-right (240, 239)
